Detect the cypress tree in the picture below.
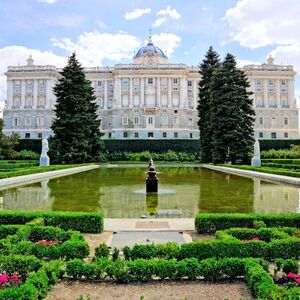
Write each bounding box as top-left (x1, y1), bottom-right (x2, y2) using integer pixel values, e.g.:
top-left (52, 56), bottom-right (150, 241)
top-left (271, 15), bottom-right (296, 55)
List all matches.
top-left (210, 53), bottom-right (255, 164)
top-left (49, 53), bottom-right (102, 164)
top-left (197, 47), bottom-right (220, 162)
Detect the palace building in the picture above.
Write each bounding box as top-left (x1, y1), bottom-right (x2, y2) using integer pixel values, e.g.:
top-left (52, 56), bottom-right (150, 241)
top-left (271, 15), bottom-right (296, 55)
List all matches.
top-left (2, 37), bottom-right (299, 140)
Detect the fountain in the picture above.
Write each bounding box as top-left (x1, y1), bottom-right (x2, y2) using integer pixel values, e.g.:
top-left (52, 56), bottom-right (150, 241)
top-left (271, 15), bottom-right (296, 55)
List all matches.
top-left (146, 158), bottom-right (158, 193)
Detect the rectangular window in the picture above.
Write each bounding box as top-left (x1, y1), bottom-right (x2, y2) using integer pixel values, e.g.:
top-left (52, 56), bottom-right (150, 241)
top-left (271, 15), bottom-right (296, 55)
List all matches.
top-left (134, 116), bottom-right (139, 125)
top-left (148, 78), bottom-right (153, 84)
top-left (14, 118), bottom-right (19, 126)
top-left (284, 117), bottom-right (288, 125)
top-left (122, 78), bottom-right (129, 85)
top-left (271, 117), bottom-right (276, 126)
top-left (97, 81), bottom-right (102, 87)
top-left (174, 132), bottom-right (178, 138)
top-left (173, 78), bottom-right (178, 84)
top-left (37, 116), bottom-right (44, 127)
top-left (259, 132), bottom-right (263, 138)
top-left (39, 80), bottom-right (45, 85)
top-left (122, 117), bottom-right (128, 125)
top-left (26, 80), bottom-right (33, 86)
top-left (134, 132), bottom-right (139, 138)
top-left (108, 81), bottom-right (114, 88)
top-left (38, 133), bottom-right (43, 138)
top-left (25, 117), bottom-right (31, 126)
top-left (268, 80), bottom-right (274, 86)
top-left (268, 88), bottom-right (274, 92)
top-left (271, 132), bottom-right (277, 139)
top-left (108, 133), bottom-right (112, 138)
top-left (259, 117), bottom-right (263, 125)
top-left (163, 132), bottom-right (167, 138)
top-left (188, 80), bottom-right (192, 87)
top-left (25, 133), bottom-right (30, 139)
top-left (281, 80), bottom-right (286, 86)
top-left (148, 117), bottom-right (153, 125)
top-left (148, 132), bottom-right (154, 138)
top-left (188, 118), bottom-right (193, 127)
top-left (173, 116), bottom-right (179, 125)
top-left (15, 80), bottom-right (21, 87)
top-left (256, 80), bottom-right (262, 85)
top-left (123, 132), bottom-right (128, 138)
top-left (284, 132), bottom-right (288, 138)
top-left (189, 132), bottom-right (193, 139)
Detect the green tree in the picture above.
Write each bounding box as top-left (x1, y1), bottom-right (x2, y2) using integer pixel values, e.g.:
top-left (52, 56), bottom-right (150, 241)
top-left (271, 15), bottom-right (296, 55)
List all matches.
top-left (0, 119), bottom-right (19, 159)
top-left (197, 47), bottom-right (220, 162)
top-left (49, 53), bottom-right (102, 163)
top-left (210, 53), bottom-right (255, 164)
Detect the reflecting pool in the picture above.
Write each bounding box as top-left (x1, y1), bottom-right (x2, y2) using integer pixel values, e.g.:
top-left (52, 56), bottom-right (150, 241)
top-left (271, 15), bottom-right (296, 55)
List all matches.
top-left (0, 166), bottom-right (299, 218)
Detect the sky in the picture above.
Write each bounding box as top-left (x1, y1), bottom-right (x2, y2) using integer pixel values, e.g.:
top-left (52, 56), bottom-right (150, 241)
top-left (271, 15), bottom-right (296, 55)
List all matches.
top-left (0, 0), bottom-right (300, 108)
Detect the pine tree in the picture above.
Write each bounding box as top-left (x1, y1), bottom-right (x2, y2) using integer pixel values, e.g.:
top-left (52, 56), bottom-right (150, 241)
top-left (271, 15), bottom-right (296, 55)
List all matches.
top-left (210, 53), bottom-right (255, 164)
top-left (49, 53), bottom-right (102, 164)
top-left (197, 47), bottom-right (220, 162)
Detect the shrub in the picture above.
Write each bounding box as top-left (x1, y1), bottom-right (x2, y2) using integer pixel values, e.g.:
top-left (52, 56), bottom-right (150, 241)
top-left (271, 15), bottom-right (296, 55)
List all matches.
top-left (16, 150), bottom-right (40, 160)
top-left (94, 243), bottom-right (110, 259)
top-left (282, 259), bottom-right (299, 275)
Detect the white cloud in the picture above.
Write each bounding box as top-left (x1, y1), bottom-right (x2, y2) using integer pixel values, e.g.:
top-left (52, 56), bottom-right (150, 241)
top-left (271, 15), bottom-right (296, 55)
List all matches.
top-left (52, 31), bottom-right (141, 66)
top-left (223, 0), bottom-right (300, 49)
top-left (151, 33), bottom-right (181, 57)
top-left (0, 46), bottom-right (66, 106)
top-left (37, 0), bottom-right (58, 4)
top-left (153, 6), bottom-right (181, 28)
top-left (124, 8), bottom-right (151, 20)
top-left (236, 59), bottom-right (260, 68)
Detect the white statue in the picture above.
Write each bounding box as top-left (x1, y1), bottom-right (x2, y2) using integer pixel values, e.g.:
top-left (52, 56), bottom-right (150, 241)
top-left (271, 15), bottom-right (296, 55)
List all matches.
top-left (40, 138), bottom-right (50, 167)
top-left (251, 139), bottom-right (261, 167)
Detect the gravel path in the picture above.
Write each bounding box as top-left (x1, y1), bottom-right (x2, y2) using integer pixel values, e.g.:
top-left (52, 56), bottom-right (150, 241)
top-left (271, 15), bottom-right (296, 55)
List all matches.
top-left (46, 279), bottom-right (253, 300)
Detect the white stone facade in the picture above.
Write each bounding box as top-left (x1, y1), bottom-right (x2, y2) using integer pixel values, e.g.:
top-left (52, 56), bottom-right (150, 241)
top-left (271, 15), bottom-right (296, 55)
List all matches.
top-left (2, 42), bottom-right (299, 140)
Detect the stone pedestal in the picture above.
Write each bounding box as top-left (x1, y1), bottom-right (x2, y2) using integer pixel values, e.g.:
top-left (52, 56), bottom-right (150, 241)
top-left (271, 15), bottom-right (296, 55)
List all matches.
top-left (251, 158), bottom-right (261, 167)
top-left (146, 166), bottom-right (158, 193)
top-left (40, 155), bottom-right (50, 167)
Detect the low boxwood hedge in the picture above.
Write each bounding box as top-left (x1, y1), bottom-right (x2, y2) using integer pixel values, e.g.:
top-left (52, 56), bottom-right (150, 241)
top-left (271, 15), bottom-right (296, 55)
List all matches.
top-left (195, 213), bottom-right (300, 233)
top-left (0, 211), bottom-right (103, 233)
top-left (1, 225), bottom-right (89, 260)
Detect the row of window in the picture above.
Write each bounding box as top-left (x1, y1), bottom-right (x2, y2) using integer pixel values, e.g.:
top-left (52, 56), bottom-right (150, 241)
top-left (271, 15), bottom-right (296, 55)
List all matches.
top-left (25, 132), bottom-right (43, 139)
top-left (258, 117), bottom-right (289, 125)
top-left (13, 116), bottom-right (44, 127)
top-left (121, 116), bottom-right (193, 126)
top-left (255, 80), bottom-right (287, 86)
top-left (14, 80), bottom-right (46, 87)
top-left (115, 78), bottom-right (195, 86)
top-left (255, 88), bottom-right (287, 93)
top-left (258, 132), bottom-right (289, 138)
top-left (120, 132), bottom-right (194, 139)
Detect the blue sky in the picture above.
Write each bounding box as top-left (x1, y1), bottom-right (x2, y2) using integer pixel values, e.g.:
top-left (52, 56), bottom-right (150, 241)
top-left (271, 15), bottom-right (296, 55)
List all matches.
top-left (0, 0), bottom-right (300, 106)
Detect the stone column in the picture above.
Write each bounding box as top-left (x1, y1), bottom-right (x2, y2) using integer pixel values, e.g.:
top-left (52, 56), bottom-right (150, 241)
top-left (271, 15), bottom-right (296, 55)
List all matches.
top-left (118, 78), bottom-right (122, 108)
top-left (168, 78), bottom-right (172, 107)
top-left (156, 77), bottom-right (161, 106)
top-left (288, 79), bottom-right (294, 108)
top-left (180, 77), bottom-right (185, 108)
top-left (263, 79), bottom-right (268, 107)
top-left (21, 80), bottom-right (25, 108)
top-left (140, 77), bottom-right (144, 107)
top-left (193, 80), bottom-right (197, 108)
top-left (33, 80), bottom-right (38, 109)
top-left (113, 78), bottom-right (118, 108)
top-left (7, 80), bottom-right (13, 108)
top-left (275, 79), bottom-right (280, 108)
top-left (129, 78), bottom-right (133, 107)
top-left (46, 79), bottom-right (51, 108)
top-left (104, 80), bottom-right (108, 109)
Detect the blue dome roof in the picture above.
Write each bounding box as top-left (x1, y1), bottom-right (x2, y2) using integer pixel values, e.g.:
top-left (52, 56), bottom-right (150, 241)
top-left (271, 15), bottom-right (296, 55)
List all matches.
top-left (134, 42), bottom-right (167, 58)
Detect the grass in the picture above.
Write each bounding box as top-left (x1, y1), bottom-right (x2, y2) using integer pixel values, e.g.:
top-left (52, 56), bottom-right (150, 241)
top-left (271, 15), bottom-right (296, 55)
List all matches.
top-left (221, 164), bottom-right (300, 178)
top-left (0, 163), bottom-right (92, 179)
top-left (100, 161), bottom-right (200, 165)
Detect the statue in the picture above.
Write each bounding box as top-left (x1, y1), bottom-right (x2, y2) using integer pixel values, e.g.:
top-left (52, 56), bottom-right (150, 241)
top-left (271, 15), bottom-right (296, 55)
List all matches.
top-left (39, 138), bottom-right (50, 167)
top-left (146, 158), bottom-right (158, 193)
top-left (251, 139), bottom-right (261, 167)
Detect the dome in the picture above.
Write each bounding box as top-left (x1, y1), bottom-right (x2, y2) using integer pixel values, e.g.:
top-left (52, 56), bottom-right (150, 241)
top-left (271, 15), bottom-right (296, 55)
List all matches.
top-left (134, 41), bottom-right (167, 58)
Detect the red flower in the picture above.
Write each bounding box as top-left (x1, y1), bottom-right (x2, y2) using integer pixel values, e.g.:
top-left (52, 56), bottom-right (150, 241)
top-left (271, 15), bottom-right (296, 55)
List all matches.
top-left (35, 240), bottom-right (56, 246)
top-left (10, 274), bottom-right (20, 285)
top-left (242, 239), bottom-right (249, 242)
top-left (252, 237), bottom-right (260, 241)
top-left (0, 274), bottom-right (9, 284)
top-left (296, 277), bottom-right (300, 284)
top-left (287, 272), bottom-right (297, 279)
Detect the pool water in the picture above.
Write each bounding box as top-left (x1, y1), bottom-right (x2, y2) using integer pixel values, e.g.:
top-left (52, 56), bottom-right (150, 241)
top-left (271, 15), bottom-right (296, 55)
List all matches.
top-left (0, 166), bottom-right (299, 218)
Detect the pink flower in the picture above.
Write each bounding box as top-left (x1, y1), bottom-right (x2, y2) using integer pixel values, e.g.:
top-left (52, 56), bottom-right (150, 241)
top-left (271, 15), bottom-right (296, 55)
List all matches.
top-left (296, 277), bottom-right (300, 284)
top-left (35, 240), bottom-right (56, 246)
top-left (10, 274), bottom-right (19, 285)
top-left (242, 239), bottom-right (249, 242)
top-left (0, 274), bottom-right (9, 284)
top-left (287, 272), bottom-right (297, 279)
top-left (252, 237), bottom-right (260, 241)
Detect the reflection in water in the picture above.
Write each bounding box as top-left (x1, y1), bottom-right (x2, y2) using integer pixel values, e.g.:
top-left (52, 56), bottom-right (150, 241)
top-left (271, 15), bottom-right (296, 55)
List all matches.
top-left (0, 167), bottom-right (299, 217)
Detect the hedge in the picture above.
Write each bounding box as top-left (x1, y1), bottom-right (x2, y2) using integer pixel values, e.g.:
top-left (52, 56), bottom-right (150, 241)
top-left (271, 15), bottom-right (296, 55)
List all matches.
top-left (195, 213), bottom-right (300, 233)
top-left (1, 225), bottom-right (89, 260)
top-left (0, 211), bottom-right (104, 233)
top-left (262, 159), bottom-right (300, 165)
top-left (0, 255), bottom-right (64, 300)
top-left (17, 139), bottom-right (200, 154)
top-left (65, 257), bottom-right (299, 299)
top-left (259, 139), bottom-right (300, 151)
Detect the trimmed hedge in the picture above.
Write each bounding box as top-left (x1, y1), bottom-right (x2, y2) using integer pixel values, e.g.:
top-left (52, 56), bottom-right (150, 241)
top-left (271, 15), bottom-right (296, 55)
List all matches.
top-left (195, 213), bottom-right (300, 233)
top-left (15, 139), bottom-right (42, 153)
top-left (2, 225), bottom-right (89, 260)
top-left (0, 255), bottom-right (64, 300)
top-left (0, 211), bottom-right (103, 233)
top-left (262, 159), bottom-right (300, 165)
top-left (260, 139), bottom-right (300, 151)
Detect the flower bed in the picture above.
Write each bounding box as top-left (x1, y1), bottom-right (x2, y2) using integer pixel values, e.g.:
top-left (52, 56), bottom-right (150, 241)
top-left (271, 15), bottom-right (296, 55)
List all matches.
top-left (1, 225), bottom-right (89, 260)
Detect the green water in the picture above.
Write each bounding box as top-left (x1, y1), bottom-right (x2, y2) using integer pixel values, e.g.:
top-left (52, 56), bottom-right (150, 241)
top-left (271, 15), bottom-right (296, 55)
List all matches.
top-left (0, 166), bottom-right (299, 218)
